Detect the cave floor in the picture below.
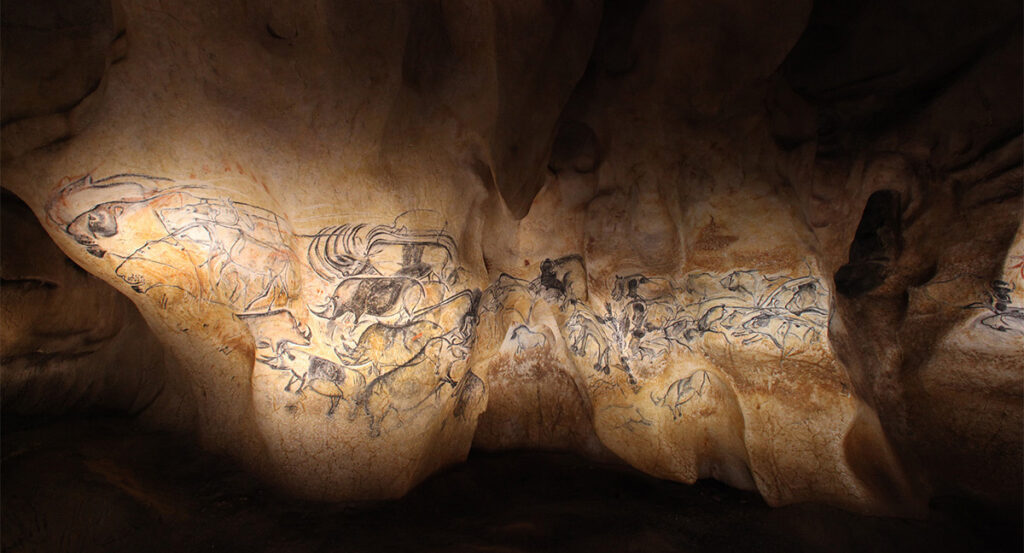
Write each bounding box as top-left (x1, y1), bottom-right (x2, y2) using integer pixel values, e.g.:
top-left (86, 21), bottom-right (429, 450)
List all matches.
top-left (2, 417), bottom-right (1020, 553)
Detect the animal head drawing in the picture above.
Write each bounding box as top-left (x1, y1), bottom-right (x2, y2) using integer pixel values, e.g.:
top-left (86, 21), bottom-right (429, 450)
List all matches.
top-left (46, 173), bottom-right (183, 257)
top-left (66, 204), bottom-right (125, 257)
top-left (237, 308), bottom-right (312, 363)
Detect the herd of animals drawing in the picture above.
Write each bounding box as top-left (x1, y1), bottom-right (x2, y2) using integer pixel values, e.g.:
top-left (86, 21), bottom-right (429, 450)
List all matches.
top-left (45, 173), bottom-right (1023, 436)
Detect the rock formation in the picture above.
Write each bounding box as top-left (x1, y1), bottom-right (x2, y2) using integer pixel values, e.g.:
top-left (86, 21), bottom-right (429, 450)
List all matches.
top-left (2, 0), bottom-right (1021, 519)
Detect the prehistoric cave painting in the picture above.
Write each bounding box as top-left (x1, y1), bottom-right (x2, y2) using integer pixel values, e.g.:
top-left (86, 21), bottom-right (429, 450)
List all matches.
top-left (46, 173), bottom-right (179, 258)
top-left (562, 268), bottom-right (829, 380)
top-left (240, 309), bottom-right (368, 415)
top-left (46, 173), bottom-right (832, 432)
top-left (48, 174), bottom-right (484, 437)
top-left (650, 370), bottom-right (710, 420)
top-left (584, 267), bottom-right (828, 417)
top-left (704, 270), bottom-right (830, 352)
top-left (503, 324), bottom-right (549, 355)
top-left (477, 256), bottom-right (586, 361)
top-left (482, 256), bottom-right (831, 416)
top-left (47, 173), bottom-right (301, 313)
top-left (239, 309), bottom-right (313, 390)
top-left (965, 280), bottom-right (1024, 335)
top-left (605, 405), bottom-right (655, 434)
top-left (475, 252), bottom-right (832, 423)
top-left (915, 266), bottom-right (1024, 336)
top-left (301, 213), bottom-right (483, 435)
top-left (479, 256), bottom-right (586, 313)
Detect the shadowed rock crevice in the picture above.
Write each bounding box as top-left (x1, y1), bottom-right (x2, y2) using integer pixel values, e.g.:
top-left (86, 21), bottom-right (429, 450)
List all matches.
top-left (834, 190), bottom-right (902, 297)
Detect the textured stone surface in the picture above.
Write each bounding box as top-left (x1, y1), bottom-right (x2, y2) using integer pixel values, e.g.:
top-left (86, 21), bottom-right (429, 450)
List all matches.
top-left (3, 419), bottom-right (1020, 553)
top-left (1, 0), bottom-right (1021, 519)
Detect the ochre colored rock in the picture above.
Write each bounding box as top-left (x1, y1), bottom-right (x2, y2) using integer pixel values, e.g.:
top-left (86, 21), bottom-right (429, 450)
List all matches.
top-left (2, 0), bottom-right (1019, 516)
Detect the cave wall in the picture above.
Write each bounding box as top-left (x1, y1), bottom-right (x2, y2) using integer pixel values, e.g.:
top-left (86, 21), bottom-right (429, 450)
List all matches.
top-left (1, 0), bottom-right (1021, 513)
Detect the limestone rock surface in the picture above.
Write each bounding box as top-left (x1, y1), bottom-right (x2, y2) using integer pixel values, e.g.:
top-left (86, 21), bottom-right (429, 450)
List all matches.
top-left (1, 0), bottom-right (1020, 516)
